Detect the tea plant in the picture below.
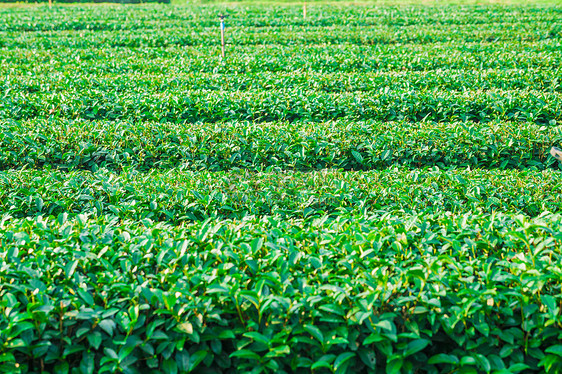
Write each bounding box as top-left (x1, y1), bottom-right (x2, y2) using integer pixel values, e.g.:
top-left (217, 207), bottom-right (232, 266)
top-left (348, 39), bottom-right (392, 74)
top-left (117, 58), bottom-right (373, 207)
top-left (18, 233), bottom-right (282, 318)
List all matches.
top-left (1, 0), bottom-right (561, 373)
top-left (1, 167), bottom-right (562, 221)
top-left (2, 212), bottom-right (562, 373)
top-left (1, 119), bottom-right (560, 172)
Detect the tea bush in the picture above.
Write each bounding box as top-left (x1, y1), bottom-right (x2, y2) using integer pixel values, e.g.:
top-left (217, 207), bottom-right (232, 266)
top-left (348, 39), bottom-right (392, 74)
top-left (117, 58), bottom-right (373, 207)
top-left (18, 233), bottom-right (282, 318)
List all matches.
top-left (2, 212), bottom-right (562, 373)
top-left (1, 1), bottom-right (562, 373)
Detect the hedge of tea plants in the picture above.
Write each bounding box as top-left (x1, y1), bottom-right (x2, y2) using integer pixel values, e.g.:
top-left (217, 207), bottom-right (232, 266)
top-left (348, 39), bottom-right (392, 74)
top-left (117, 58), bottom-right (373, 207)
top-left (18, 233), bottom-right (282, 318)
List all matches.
top-left (2, 212), bottom-right (562, 374)
top-left (2, 168), bottom-right (562, 221)
top-left (1, 119), bottom-right (559, 172)
top-left (1, 1), bottom-right (562, 373)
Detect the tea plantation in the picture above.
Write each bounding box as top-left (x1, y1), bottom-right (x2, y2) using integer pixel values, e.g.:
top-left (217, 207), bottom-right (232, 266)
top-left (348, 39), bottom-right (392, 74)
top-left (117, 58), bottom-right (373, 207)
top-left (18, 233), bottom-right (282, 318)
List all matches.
top-left (1, 1), bottom-right (562, 373)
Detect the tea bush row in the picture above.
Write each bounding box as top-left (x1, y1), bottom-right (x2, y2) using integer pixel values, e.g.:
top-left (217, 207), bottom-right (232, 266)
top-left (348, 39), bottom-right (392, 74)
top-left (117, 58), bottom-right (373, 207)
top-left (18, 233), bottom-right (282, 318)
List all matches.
top-left (1, 168), bottom-right (562, 222)
top-left (1, 212), bottom-right (562, 373)
top-left (3, 88), bottom-right (560, 124)
top-left (2, 119), bottom-right (560, 172)
top-left (1, 4), bottom-right (560, 31)
top-left (3, 22), bottom-right (560, 49)
top-left (2, 42), bottom-right (561, 74)
top-left (7, 69), bottom-right (561, 95)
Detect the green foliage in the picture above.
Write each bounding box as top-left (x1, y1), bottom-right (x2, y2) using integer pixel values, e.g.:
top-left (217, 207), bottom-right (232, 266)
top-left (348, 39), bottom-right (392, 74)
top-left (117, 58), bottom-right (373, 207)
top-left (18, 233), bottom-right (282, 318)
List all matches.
top-left (2, 87), bottom-right (561, 124)
top-left (0, 119), bottom-right (560, 171)
top-left (1, 167), bottom-right (562, 221)
top-left (1, 212), bottom-right (562, 373)
top-left (1, 1), bottom-right (562, 372)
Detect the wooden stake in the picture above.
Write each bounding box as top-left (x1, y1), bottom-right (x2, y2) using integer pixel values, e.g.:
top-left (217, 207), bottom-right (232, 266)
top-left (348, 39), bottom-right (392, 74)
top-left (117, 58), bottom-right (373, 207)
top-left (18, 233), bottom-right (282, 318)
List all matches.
top-left (219, 15), bottom-right (226, 60)
top-left (49, 0), bottom-right (52, 7)
top-left (303, 2), bottom-right (307, 19)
